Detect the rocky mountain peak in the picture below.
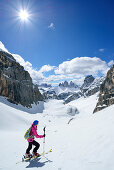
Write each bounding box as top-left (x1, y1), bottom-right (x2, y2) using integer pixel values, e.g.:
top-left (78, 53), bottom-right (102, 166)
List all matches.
top-left (84, 75), bottom-right (94, 83)
top-left (81, 75), bottom-right (95, 93)
top-left (59, 81), bottom-right (78, 88)
top-left (93, 65), bottom-right (114, 113)
top-left (0, 51), bottom-right (43, 107)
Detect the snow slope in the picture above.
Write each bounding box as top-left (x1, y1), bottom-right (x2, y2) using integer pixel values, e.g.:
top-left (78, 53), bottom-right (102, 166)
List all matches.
top-left (0, 94), bottom-right (114, 170)
top-left (54, 86), bottom-right (80, 95)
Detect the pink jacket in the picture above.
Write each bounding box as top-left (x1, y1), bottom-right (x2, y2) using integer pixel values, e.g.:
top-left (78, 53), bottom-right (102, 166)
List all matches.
top-left (27, 124), bottom-right (44, 142)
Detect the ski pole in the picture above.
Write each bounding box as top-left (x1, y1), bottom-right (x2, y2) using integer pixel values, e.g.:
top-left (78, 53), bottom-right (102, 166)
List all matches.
top-left (43, 126), bottom-right (46, 153)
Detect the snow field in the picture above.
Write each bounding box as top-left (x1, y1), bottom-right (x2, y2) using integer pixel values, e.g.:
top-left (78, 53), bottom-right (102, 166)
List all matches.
top-left (0, 94), bottom-right (114, 170)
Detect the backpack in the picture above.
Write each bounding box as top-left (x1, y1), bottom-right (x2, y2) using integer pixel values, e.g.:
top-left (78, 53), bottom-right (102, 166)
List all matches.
top-left (24, 127), bottom-right (32, 139)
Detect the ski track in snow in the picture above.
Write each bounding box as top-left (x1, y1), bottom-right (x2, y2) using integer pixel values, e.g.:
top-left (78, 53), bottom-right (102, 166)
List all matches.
top-left (0, 94), bottom-right (114, 170)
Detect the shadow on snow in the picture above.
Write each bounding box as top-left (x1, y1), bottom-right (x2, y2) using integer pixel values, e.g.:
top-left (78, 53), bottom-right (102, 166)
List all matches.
top-left (26, 157), bottom-right (52, 168)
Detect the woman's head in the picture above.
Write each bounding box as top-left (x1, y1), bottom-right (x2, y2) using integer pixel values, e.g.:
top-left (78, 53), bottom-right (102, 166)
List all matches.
top-left (33, 120), bottom-right (39, 126)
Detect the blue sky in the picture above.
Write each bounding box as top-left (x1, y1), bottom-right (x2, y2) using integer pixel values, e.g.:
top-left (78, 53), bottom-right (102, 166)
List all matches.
top-left (0, 0), bottom-right (114, 85)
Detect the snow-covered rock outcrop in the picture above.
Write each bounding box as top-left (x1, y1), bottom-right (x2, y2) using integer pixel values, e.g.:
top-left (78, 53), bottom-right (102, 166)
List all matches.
top-left (85, 76), bottom-right (105, 96)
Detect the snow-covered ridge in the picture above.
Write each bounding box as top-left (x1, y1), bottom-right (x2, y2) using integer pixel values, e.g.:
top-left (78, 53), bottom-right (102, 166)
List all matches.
top-left (54, 85), bottom-right (80, 95)
top-left (0, 41), bottom-right (8, 53)
top-left (86, 76), bottom-right (105, 91)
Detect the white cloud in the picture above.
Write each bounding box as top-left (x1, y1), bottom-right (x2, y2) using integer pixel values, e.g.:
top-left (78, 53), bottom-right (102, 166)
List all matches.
top-left (11, 54), bottom-right (88, 85)
top-left (0, 41), bottom-right (112, 86)
top-left (48, 23), bottom-right (55, 30)
top-left (45, 74), bottom-right (68, 82)
top-left (39, 65), bottom-right (56, 73)
top-left (0, 41), bottom-right (8, 52)
top-left (12, 54), bottom-right (32, 68)
top-left (55, 57), bottom-right (109, 76)
top-left (9, 54), bottom-right (111, 85)
top-left (44, 73), bottom-right (84, 85)
top-left (108, 60), bottom-right (114, 67)
top-left (99, 48), bottom-right (104, 52)
top-left (71, 77), bottom-right (85, 86)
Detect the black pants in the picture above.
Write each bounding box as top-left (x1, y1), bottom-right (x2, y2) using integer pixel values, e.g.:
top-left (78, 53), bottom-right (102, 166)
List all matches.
top-left (26, 140), bottom-right (40, 154)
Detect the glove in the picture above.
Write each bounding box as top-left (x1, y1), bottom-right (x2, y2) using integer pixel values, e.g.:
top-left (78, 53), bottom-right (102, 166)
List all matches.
top-left (43, 134), bottom-right (46, 137)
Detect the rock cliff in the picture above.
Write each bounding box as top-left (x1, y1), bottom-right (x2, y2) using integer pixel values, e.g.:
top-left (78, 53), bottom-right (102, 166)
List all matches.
top-left (0, 51), bottom-right (43, 107)
top-left (93, 65), bottom-right (114, 113)
top-left (81, 75), bottom-right (95, 93)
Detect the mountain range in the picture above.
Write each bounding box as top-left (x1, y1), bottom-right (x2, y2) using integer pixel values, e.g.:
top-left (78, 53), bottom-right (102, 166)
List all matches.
top-left (39, 75), bottom-right (105, 104)
top-left (0, 45), bottom-right (114, 113)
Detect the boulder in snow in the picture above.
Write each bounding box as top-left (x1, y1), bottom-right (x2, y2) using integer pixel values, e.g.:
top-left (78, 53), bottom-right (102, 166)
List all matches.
top-left (66, 105), bottom-right (79, 116)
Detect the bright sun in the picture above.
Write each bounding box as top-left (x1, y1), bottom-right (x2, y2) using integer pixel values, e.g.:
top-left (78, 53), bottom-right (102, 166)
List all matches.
top-left (19, 10), bottom-right (29, 21)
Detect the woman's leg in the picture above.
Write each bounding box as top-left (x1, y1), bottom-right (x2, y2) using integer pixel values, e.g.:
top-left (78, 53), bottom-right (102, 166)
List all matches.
top-left (32, 140), bottom-right (40, 153)
top-left (26, 142), bottom-right (32, 154)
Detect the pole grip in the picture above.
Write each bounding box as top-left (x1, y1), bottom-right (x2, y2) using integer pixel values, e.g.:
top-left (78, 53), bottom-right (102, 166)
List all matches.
top-left (43, 126), bottom-right (46, 143)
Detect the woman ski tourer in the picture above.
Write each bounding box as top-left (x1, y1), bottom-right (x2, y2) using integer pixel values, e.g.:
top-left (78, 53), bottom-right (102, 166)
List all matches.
top-left (25, 120), bottom-right (45, 158)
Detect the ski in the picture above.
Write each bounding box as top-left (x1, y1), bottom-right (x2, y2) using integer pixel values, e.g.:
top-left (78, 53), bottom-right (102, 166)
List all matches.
top-left (16, 149), bottom-right (52, 164)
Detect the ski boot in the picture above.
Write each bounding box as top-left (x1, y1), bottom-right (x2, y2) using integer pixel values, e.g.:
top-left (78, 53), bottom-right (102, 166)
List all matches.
top-left (25, 152), bottom-right (32, 158)
top-left (32, 152), bottom-right (40, 157)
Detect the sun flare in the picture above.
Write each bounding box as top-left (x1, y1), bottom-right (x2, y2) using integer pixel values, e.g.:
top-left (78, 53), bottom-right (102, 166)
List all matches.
top-left (19, 10), bottom-right (29, 21)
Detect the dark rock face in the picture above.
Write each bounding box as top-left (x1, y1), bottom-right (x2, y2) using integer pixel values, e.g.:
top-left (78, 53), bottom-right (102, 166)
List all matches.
top-left (93, 65), bottom-right (114, 113)
top-left (85, 77), bottom-right (105, 97)
top-left (43, 90), bottom-right (58, 100)
top-left (65, 92), bottom-right (83, 104)
top-left (0, 51), bottom-right (43, 107)
top-left (81, 75), bottom-right (95, 93)
top-left (39, 83), bottom-right (52, 88)
top-left (58, 92), bottom-right (72, 100)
